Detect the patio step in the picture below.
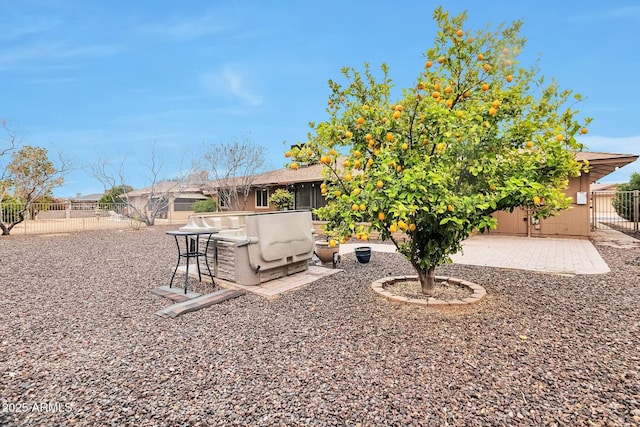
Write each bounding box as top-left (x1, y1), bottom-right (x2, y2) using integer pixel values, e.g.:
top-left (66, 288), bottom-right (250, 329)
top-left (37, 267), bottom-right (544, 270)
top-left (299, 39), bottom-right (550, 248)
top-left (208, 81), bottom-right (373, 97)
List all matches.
top-left (150, 285), bottom-right (201, 302)
top-left (154, 288), bottom-right (245, 318)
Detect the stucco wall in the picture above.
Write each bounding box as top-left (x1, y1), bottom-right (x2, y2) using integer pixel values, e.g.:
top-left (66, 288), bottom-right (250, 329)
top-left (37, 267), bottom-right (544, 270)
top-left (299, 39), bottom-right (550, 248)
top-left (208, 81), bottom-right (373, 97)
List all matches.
top-left (490, 173), bottom-right (591, 238)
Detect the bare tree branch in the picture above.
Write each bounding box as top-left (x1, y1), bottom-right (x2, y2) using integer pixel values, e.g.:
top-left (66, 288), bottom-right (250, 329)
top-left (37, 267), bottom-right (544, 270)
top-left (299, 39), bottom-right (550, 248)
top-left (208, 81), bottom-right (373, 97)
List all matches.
top-left (199, 135), bottom-right (267, 211)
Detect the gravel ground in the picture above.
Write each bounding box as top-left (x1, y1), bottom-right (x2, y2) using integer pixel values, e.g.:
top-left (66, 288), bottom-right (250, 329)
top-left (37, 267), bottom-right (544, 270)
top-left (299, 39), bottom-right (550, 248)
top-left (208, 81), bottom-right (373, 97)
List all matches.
top-left (1, 226), bottom-right (639, 426)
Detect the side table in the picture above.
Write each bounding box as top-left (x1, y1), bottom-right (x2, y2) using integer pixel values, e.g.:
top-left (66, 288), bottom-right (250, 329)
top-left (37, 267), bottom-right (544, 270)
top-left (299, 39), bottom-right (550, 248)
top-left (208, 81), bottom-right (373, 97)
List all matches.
top-left (166, 230), bottom-right (216, 294)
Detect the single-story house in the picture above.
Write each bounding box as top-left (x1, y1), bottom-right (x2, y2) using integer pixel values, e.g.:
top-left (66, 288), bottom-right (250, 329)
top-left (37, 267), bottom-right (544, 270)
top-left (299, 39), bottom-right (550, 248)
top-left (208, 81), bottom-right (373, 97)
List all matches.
top-left (123, 181), bottom-right (211, 221)
top-left (214, 151), bottom-right (638, 238)
top-left (69, 193), bottom-right (103, 210)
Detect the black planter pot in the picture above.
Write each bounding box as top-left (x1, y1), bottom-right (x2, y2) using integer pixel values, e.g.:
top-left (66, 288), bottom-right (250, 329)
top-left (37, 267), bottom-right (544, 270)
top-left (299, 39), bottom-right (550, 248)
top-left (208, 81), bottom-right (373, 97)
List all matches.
top-left (354, 246), bottom-right (372, 264)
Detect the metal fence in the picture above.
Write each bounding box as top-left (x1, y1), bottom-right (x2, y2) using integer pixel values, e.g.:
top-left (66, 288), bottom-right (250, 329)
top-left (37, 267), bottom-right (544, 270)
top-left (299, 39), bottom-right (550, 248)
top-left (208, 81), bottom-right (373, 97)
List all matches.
top-left (591, 190), bottom-right (639, 234)
top-left (0, 202), bottom-right (193, 235)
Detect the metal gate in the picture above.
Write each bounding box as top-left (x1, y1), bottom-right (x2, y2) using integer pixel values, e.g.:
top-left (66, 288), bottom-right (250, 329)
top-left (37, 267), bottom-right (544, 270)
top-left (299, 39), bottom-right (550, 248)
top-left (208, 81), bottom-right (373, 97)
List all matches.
top-left (591, 190), bottom-right (639, 233)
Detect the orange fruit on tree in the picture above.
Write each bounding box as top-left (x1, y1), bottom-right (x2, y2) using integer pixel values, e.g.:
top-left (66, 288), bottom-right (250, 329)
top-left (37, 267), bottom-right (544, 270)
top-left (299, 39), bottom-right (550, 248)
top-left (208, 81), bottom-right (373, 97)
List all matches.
top-left (401, 142), bottom-right (409, 150)
top-left (556, 134), bottom-right (565, 142)
top-left (290, 162), bottom-right (299, 170)
top-left (307, 149), bottom-right (313, 156)
top-left (321, 187), bottom-right (327, 195)
top-left (393, 110), bottom-right (401, 120)
top-left (365, 133), bottom-right (373, 141)
top-left (456, 29), bottom-right (464, 37)
top-left (376, 180), bottom-right (384, 189)
top-left (352, 188), bottom-right (361, 196)
top-left (436, 142), bottom-right (445, 151)
top-left (456, 110), bottom-right (464, 118)
top-left (444, 86), bottom-right (452, 94)
top-left (434, 82), bottom-right (441, 91)
top-left (385, 132), bottom-right (394, 142)
top-left (506, 74), bottom-right (513, 83)
top-left (357, 117), bottom-right (365, 125)
top-left (581, 128), bottom-right (588, 134)
top-left (328, 239), bottom-right (337, 247)
top-left (409, 223), bottom-right (416, 232)
top-left (438, 56), bottom-right (446, 64)
top-left (389, 223), bottom-right (397, 233)
top-left (351, 203), bottom-right (359, 212)
top-left (353, 160), bottom-right (362, 169)
top-left (425, 60), bottom-right (433, 69)
top-left (344, 131), bottom-right (353, 139)
top-left (488, 107), bottom-right (497, 116)
top-left (395, 105), bottom-right (403, 111)
top-left (533, 196), bottom-right (541, 205)
top-left (344, 173), bottom-right (352, 182)
top-left (525, 141), bottom-right (534, 148)
top-left (378, 211), bottom-right (385, 221)
top-left (396, 165), bottom-right (403, 172)
top-left (447, 204), bottom-right (455, 212)
top-left (432, 91), bottom-right (441, 99)
top-left (492, 100), bottom-right (500, 108)
top-left (445, 99), bottom-right (453, 109)
top-left (330, 148), bottom-right (337, 156)
top-left (481, 83), bottom-right (489, 91)
top-left (467, 37), bottom-right (474, 43)
top-left (477, 53), bottom-right (485, 61)
top-left (483, 64), bottom-right (491, 72)
top-left (359, 204), bottom-right (366, 212)
top-left (285, 151), bottom-right (292, 158)
top-left (373, 148), bottom-right (380, 156)
top-left (417, 82), bottom-right (425, 90)
top-left (367, 158), bottom-right (374, 168)
top-left (353, 150), bottom-right (361, 157)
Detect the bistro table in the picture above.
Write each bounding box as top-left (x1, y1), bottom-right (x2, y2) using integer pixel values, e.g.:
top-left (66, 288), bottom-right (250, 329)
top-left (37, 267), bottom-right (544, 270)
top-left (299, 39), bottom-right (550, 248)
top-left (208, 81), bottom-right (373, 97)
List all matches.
top-left (166, 230), bottom-right (216, 294)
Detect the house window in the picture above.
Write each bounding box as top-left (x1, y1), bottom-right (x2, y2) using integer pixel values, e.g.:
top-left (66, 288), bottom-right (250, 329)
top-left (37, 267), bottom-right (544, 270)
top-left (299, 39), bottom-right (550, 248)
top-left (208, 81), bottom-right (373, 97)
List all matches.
top-left (256, 189), bottom-right (269, 208)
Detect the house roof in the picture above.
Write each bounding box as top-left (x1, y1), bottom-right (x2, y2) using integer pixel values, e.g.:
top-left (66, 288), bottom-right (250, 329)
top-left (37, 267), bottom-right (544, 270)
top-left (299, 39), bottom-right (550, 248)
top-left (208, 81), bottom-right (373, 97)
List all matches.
top-left (70, 193), bottom-right (103, 202)
top-left (247, 152), bottom-right (639, 186)
top-left (591, 182), bottom-right (619, 192)
top-left (252, 163), bottom-right (325, 186)
top-left (576, 152), bottom-right (639, 183)
top-left (124, 181), bottom-right (209, 198)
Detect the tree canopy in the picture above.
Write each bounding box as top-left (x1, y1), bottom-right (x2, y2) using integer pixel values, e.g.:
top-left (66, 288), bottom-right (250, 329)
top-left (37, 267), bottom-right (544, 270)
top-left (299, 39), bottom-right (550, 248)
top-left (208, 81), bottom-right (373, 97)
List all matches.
top-left (287, 7), bottom-right (589, 294)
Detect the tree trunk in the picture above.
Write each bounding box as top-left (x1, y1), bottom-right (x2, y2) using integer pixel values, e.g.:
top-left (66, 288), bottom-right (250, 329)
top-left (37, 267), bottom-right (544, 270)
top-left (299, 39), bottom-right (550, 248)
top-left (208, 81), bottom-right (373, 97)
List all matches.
top-left (418, 266), bottom-right (436, 296)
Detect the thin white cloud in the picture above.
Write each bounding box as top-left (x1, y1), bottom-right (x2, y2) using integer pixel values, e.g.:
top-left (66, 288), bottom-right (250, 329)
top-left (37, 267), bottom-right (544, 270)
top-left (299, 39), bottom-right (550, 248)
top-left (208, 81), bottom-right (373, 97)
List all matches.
top-left (0, 41), bottom-right (121, 70)
top-left (581, 134), bottom-right (640, 154)
top-left (581, 134), bottom-right (640, 183)
top-left (25, 77), bottom-right (76, 85)
top-left (141, 12), bottom-right (232, 40)
top-left (569, 5), bottom-right (640, 23)
top-left (0, 19), bottom-right (62, 41)
top-left (201, 65), bottom-right (263, 107)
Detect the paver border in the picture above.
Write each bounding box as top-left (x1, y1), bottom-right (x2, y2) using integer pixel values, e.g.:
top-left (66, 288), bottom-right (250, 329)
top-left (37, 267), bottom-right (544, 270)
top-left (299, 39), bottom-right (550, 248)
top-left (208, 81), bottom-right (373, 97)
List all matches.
top-left (371, 275), bottom-right (486, 307)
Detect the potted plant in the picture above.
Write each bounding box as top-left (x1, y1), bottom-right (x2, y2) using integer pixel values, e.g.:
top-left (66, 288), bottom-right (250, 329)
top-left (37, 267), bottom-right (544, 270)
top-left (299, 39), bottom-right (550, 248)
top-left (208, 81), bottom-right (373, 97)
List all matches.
top-left (269, 189), bottom-right (294, 211)
top-left (315, 238), bottom-right (340, 266)
top-left (354, 246), bottom-right (372, 264)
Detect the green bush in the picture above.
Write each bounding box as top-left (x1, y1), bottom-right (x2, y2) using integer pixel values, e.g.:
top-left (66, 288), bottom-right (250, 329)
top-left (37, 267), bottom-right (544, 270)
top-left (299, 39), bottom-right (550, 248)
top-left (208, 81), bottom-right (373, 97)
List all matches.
top-left (269, 189), bottom-right (294, 210)
top-left (193, 198), bottom-right (218, 213)
top-left (613, 172), bottom-right (640, 221)
top-left (1, 197), bottom-right (22, 224)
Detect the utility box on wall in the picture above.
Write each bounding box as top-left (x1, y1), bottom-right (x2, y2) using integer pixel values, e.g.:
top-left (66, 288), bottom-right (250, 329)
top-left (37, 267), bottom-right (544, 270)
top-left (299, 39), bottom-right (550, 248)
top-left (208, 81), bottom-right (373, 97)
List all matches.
top-left (576, 192), bottom-right (588, 205)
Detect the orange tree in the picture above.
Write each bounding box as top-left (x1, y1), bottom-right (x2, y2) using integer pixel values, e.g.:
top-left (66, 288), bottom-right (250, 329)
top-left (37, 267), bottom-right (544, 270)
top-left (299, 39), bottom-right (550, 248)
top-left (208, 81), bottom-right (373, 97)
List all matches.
top-left (287, 8), bottom-right (590, 295)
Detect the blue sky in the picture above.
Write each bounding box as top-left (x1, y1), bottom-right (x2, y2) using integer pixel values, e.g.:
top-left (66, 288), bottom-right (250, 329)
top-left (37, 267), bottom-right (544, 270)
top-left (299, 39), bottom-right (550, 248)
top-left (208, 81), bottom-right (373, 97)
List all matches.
top-left (1, 0), bottom-right (639, 198)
